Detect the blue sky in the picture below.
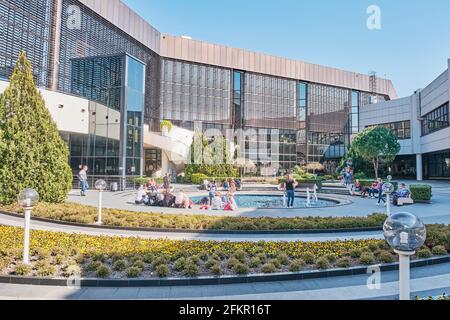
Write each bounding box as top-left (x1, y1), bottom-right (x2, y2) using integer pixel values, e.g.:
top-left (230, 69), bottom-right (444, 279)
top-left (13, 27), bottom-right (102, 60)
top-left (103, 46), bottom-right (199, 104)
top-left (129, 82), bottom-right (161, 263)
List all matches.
top-left (123, 0), bottom-right (450, 97)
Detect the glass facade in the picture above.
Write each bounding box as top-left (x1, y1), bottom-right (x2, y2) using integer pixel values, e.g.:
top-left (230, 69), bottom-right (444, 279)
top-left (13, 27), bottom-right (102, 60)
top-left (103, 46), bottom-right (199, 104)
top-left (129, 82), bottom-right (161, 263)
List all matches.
top-left (160, 59), bottom-right (231, 126)
top-left (351, 91), bottom-right (360, 133)
top-left (69, 54), bottom-right (145, 183)
top-left (307, 83), bottom-right (351, 163)
top-left (424, 150), bottom-right (450, 179)
top-left (58, 0), bottom-right (160, 128)
top-left (367, 120), bottom-right (411, 140)
top-left (421, 102), bottom-right (449, 136)
top-left (0, 0), bottom-right (54, 86)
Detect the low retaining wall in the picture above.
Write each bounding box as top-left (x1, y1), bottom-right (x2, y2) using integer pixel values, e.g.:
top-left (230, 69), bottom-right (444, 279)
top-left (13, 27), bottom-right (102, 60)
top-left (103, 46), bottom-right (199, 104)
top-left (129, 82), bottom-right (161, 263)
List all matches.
top-left (1, 255), bottom-right (448, 288)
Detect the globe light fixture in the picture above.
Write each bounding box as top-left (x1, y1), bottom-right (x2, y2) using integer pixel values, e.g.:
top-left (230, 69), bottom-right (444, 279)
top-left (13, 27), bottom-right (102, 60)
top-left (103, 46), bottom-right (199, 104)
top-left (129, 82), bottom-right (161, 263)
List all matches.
top-left (383, 212), bottom-right (427, 300)
top-left (17, 189), bottom-right (39, 264)
top-left (95, 180), bottom-right (107, 225)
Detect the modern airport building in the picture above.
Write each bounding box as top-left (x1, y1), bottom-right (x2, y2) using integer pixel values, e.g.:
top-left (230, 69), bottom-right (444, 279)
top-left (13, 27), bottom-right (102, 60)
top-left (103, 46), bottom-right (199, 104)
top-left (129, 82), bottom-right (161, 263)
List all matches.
top-left (1, 0), bottom-right (448, 184)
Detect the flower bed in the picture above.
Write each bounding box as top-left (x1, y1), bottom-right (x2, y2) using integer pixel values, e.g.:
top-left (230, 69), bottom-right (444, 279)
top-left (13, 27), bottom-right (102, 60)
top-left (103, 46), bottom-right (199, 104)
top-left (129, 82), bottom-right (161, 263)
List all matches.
top-left (0, 225), bottom-right (448, 279)
top-left (0, 203), bottom-right (387, 231)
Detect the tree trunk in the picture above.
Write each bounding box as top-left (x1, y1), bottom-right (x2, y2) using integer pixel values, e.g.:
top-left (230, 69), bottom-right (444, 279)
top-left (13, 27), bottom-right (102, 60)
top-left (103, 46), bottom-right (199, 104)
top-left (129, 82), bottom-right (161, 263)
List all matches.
top-left (373, 158), bottom-right (379, 179)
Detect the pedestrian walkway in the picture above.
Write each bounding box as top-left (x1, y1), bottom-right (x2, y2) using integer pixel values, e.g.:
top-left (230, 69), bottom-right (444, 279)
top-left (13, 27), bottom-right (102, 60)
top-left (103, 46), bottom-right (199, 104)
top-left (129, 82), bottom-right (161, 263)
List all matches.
top-left (0, 262), bottom-right (449, 300)
top-left (0, 212), bottom-right (383, 242)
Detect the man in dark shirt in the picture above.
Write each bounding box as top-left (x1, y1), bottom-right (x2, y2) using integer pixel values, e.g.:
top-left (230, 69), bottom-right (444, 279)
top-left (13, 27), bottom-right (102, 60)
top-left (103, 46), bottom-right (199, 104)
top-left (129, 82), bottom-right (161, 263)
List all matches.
top-left (283, 174), bottom-right (298, 208)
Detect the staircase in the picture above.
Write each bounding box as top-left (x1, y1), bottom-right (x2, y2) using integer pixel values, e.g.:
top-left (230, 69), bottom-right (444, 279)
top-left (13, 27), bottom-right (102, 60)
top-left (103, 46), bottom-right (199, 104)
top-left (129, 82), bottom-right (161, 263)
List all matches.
top-left (320, 182), bottom-right (352, 195)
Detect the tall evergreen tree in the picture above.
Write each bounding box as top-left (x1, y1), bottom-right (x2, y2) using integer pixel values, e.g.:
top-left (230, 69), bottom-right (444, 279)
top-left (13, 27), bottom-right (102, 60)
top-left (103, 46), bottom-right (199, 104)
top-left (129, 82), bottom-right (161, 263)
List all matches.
top-left (0, 52), bottom-right (72, 204)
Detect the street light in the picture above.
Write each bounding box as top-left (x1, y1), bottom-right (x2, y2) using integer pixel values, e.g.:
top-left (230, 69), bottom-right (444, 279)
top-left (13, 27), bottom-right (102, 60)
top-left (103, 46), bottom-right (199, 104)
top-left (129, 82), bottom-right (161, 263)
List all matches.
top-left (383, 212), bottom-right (426, 300)
top-left (95, 180), bottom-right (107, 225)
top-left (383, 182), bottom-right (395, 216)
top-left (17, 189), bottom-right (39, 264)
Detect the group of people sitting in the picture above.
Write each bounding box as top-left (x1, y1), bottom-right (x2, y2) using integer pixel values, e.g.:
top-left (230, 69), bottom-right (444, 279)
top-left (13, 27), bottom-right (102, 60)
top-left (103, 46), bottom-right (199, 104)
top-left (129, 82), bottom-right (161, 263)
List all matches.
top-left (200, 179), bottom-right (242, 193)
top-left (197, 192), bottom-right (238, 211)
top-left (134, 179), bottom-right (194, 209)
top-left (351, 179), bottom-right (412, 206)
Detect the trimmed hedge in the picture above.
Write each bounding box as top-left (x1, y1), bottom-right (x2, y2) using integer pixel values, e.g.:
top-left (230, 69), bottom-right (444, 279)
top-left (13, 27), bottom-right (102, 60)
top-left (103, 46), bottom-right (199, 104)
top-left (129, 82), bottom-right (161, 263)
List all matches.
top-left (191, 173), bottom-right (209, 185)
top-left (277, 177), bottom-right (323, 189)
top-left (0, 202), bottom-right (387, 231)
top-left (410, 184), bottom-right (432, 202)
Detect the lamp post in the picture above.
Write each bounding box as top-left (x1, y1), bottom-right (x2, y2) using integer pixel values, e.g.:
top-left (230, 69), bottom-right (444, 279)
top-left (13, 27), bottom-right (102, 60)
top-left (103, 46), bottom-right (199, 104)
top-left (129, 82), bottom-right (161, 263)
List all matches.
top-left (95, 180), bottom-right (107, 225)
top-left (17, 189), bottom-right (39, 265)
top-left (383, 212), bottom-right (426, 300)
top-left (383, 177), bottom-right (395, 216)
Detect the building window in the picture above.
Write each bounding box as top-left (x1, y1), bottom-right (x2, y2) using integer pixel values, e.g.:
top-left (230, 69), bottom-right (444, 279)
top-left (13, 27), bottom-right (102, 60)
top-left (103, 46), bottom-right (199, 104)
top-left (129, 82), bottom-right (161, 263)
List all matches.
top-left (351, 91), bottom-right (359, 133)
top-left (366, 120), bottom-right (411, 140)
top-left (421, 102), bottom-right (449, 136)
top-left (233, 70), bottom-right (244, 128)
top-left (297, 82), bottom-right (307, 122)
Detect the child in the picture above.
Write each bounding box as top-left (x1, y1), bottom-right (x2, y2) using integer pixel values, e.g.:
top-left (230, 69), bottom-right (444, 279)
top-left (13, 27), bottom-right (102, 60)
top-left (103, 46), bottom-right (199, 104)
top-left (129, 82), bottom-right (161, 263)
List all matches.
top-left (224, 193), bottom-right (238, 211)
top-left (199, 197), bottom-right (210, 210)
top-left (211, 192), bottom-right (224, 210)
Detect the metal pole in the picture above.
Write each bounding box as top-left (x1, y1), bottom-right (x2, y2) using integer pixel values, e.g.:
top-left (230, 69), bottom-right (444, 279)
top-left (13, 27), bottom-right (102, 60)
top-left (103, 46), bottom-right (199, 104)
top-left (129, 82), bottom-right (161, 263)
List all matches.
top-left (23, 208), bottom-right (31, 264)
top-left (386, 194), bottom-right (391, 216)
top-left (97, 191), bottom-right (103, 225)
top-left (396, 250), bottom-right (413, 300)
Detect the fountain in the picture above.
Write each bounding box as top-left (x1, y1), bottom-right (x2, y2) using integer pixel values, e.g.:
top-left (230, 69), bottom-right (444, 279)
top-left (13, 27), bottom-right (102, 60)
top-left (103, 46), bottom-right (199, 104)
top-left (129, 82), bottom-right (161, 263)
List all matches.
top-left (306, 188), bottom-right (312, 207)
top-left (313, 184), bottom-right (319, 202)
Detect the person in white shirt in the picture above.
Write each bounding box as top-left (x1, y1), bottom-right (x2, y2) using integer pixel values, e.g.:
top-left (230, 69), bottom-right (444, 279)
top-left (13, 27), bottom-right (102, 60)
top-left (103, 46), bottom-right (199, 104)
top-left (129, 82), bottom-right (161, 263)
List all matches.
top-left (211, 192), bottom-right (224, 210)
top-left (135, 186), bottom-right (148, 205)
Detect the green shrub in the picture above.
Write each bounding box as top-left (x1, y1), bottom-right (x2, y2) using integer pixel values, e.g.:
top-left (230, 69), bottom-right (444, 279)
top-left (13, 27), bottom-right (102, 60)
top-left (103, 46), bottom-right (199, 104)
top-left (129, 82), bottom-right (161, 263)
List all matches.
top-left (416, 248), bottom-right (432, 259)
top-left (233, 249), bottom-right (246, 263)
top-left (368, 242), bottom-right (380, 252)
top-left (261, 263), bottom-right (277, 274)
top-left (300, 252), bottom-right (315, 264)
top-left (96, 265), bottom-right (110, 278)
top-left (315, 257), bottom-right (330, 270)
top-left (325, 253), bottom-right (337, 263)
top-left (432, 245), bottom-right (447, 256)
top-left (189, 255), bottom-right (201, 265)
top-left (249, 257), bottom-right (262, 268)
top-left (152, 256), bottom-right (167, 268)
top-left (256, 253), bottom-right (267, 264)
top-left (210, 263), bottom-right (222, 276)
top-left (34, 248), bottom-right (51, 260)
top-left (155, 264), bottom-right (169, 277)
top-left (410, 184), bottom-right (432, 202)
top-left (378, 251), bottom-right (394, 263)
top-left (191, 173), bottom-right (209, 185)
top-left (92, 253), bottom-right (107, 263)
top-left (276, 253), bottom-right (290, 266)
top-left (232, 263), bottom-right (249, 275)
top-left (183, 262), bottom-right (199, 277)
top-left (132, 260), bottom-right (146, 271)
top-left (336, 257), bottom-right (352, 268)
top-left (87, 261), bottom-right (102, 272)
top-left (126, 267), bottom-right (142, 278)
top-left (14, 263), bottom-right (31, 276)
top-left (173, 257), bottom-right (187, 272)
top-left (133, 177), bottom-right (148, 186)
top-left (113, 259), bottom-right (128, 272)
top-left (36, 263), bottom-right (56, 277)
top-left (227, 257), bottom-right (240, 269)
top-left (205, 258), bottom-right (219, 270)
top-left (64, 265), bottom-right (81, 277)
top-left (267, 259), bottom-right (281, 269)
top-left (359, 253), bottom-right (375, 265)
top-left (349, 248), bottom-right (363, 258)
top-left (289, 259), bottom-right (305, 272)
top-left (142, 254), bottom-right (153, 264)
top-left (199, 252), bottom-right (209, 262)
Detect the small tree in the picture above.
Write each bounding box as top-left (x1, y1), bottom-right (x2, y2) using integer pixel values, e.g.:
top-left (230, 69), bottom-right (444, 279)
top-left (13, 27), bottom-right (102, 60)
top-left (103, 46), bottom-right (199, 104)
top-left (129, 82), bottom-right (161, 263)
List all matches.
top-left (350, 127), bottom-right (400, 179)
top-left (0, 52), bottom-right (72, 204)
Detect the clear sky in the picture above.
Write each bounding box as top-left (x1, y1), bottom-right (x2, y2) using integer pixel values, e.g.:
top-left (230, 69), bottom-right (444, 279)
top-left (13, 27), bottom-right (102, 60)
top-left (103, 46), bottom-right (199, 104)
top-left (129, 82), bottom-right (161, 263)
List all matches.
top-left (123, 0), bottom-right (450, 97)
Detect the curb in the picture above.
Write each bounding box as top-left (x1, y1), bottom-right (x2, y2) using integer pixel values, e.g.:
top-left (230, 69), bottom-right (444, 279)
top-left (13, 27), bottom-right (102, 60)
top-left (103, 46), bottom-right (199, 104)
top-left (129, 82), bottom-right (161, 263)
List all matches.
top-left (0, 211), bottom-right (383, 235)
top-left (1, 255), bottom-right (449, 288)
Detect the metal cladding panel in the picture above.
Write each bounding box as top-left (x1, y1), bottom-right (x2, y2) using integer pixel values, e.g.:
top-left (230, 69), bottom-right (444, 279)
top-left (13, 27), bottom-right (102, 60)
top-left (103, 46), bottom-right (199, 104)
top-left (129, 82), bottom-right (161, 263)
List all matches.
top-left (77, 0), bottom-right (161, 53)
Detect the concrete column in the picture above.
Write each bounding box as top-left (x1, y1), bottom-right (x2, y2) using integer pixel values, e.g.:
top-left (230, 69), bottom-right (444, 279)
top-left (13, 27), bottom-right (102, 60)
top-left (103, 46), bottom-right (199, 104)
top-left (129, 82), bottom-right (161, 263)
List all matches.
top-left (416, 154), bottom-right (423, 181)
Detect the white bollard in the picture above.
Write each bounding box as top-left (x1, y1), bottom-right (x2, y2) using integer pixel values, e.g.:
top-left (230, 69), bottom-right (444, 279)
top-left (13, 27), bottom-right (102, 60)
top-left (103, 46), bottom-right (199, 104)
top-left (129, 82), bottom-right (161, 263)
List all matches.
top-left (97, 191), bottom-right (103, 225)
top-left (396, 250), bottom-right (414, 300)
top-left (23, 208), bottom-right (31, 264)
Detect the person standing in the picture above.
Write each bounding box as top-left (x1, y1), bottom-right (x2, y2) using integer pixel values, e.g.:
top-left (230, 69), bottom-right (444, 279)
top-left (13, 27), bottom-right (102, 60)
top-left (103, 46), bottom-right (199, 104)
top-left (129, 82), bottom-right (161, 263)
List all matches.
top-left (208, 181), bottom-right (218, 205)
top-left (283, 174), bottom-right (298, 208)
top-left (78, 165), bottom-right (89, 196)
top-left (376, 178), bottom-right (385, 206)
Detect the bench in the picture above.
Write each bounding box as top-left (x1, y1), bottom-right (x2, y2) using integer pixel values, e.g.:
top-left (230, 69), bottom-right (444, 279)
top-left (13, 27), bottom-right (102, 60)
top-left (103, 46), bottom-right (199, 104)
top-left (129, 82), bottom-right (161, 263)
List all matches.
top-left (397, 196), bottom-right (414, 206)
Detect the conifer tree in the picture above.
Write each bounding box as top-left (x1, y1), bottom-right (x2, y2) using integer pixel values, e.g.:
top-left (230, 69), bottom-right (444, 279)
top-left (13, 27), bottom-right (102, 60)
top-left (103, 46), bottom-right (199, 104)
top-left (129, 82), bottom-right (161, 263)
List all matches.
top-left (0, 52), bottom-right (72, 204)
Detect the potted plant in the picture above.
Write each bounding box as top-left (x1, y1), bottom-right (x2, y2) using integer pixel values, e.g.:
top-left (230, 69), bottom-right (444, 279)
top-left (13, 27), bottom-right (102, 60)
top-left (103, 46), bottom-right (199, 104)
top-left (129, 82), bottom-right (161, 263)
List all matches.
top-left (160, 120), bottom-right (173, 136)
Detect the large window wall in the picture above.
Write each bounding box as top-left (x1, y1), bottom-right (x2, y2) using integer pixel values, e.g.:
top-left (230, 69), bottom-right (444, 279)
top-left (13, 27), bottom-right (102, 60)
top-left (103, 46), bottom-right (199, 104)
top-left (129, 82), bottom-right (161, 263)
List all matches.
top-left (59, 0), bottom-right (160, 128)
top-left (0, 0), bottom-right (54, 86)
top-left (421, 102), bottom-right (449, 136)
top-left (367, 120), bottom-right (411, 140)
top-left (160, 59), bottom-right (231, 126)
top-left (243, 73), bottom-right (296, 130)
top-left (424, 150), bottom-right (450, 179)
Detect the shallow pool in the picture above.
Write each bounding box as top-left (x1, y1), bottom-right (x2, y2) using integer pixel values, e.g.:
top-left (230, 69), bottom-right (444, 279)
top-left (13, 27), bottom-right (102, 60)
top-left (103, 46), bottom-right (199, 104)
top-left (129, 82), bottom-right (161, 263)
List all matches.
top-left (191, 194), bottom-right (338, 209)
